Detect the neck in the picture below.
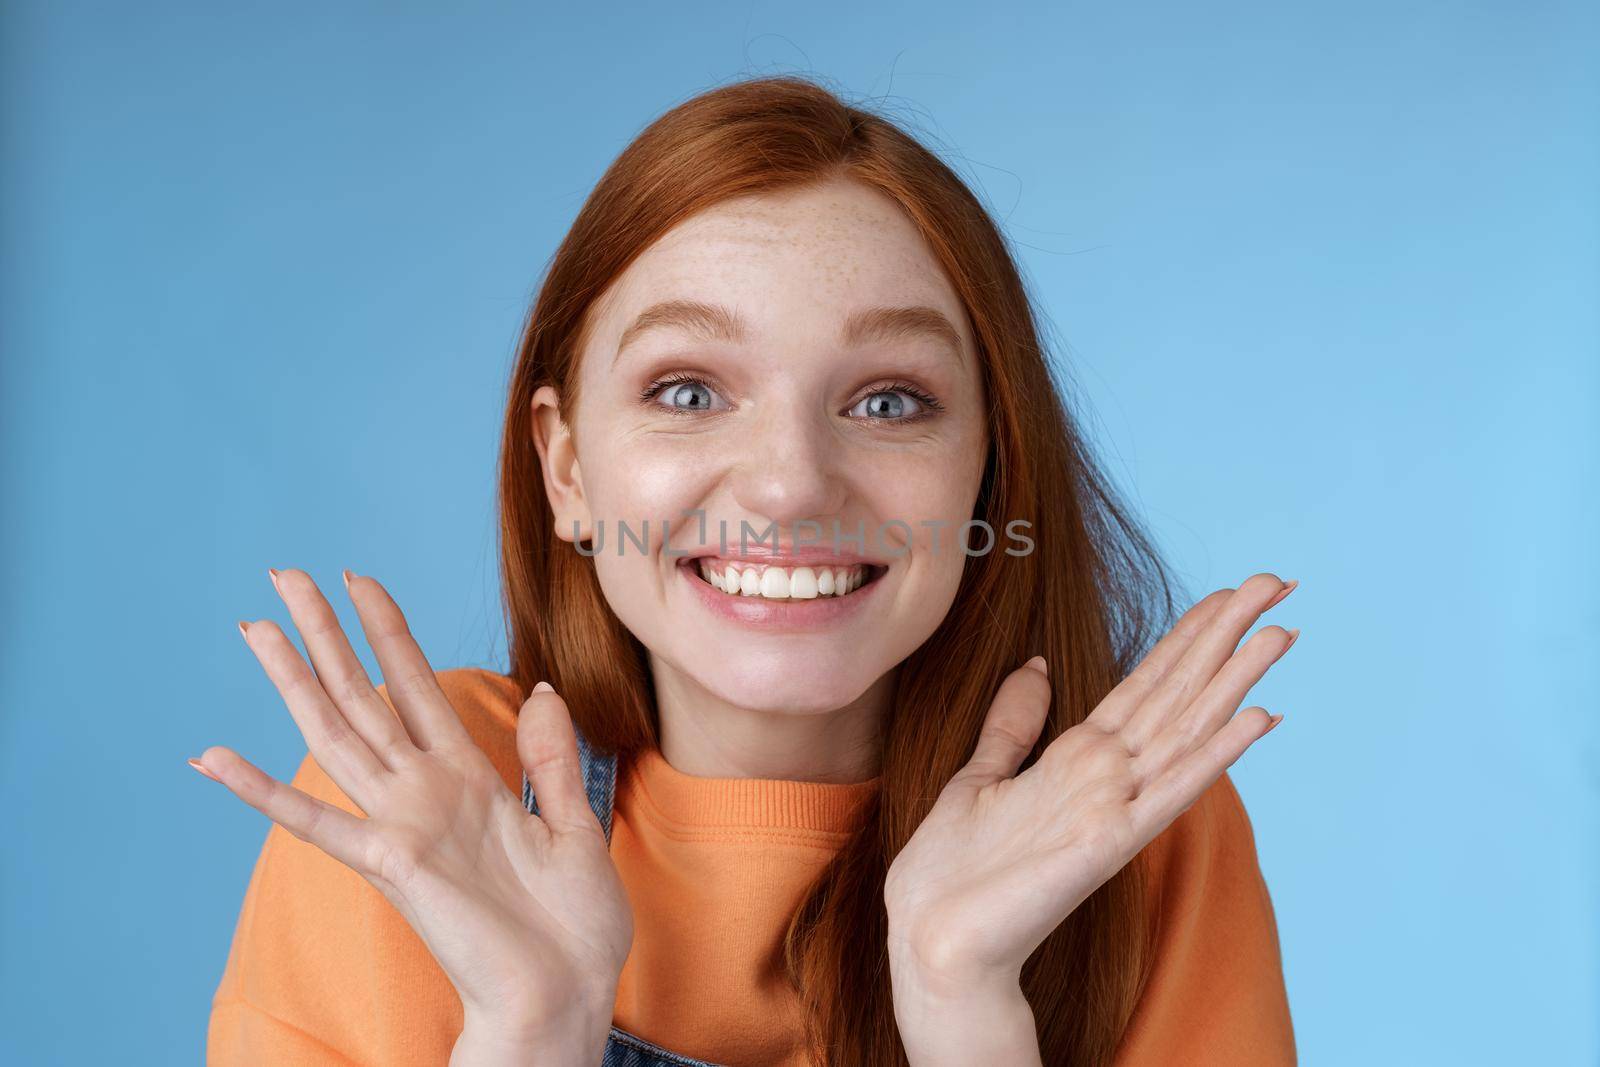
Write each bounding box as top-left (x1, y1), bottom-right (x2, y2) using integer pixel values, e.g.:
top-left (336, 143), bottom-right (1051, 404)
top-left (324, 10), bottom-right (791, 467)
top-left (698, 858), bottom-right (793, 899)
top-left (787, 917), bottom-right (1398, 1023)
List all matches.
top-left (646, 659), bottom-right (893, 784)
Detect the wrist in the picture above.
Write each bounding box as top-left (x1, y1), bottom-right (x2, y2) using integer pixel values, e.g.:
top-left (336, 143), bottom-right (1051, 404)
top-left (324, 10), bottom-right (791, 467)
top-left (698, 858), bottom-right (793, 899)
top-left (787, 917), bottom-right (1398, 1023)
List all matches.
top-left (885, 904), bottom-right (1021, 1002)
top-left (887, 930), bottom-right (1040, 1067)
top-left (889, 969), bottom-right (1041, 1067)
top-left (453, 1002), bottom-right (611, 1067)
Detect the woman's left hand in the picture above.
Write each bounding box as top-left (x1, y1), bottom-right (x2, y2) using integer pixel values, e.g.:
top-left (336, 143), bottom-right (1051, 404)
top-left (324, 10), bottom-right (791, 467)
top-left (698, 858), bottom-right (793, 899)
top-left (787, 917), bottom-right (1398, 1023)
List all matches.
top-left (883, 573), bottom-right (1298, 1062)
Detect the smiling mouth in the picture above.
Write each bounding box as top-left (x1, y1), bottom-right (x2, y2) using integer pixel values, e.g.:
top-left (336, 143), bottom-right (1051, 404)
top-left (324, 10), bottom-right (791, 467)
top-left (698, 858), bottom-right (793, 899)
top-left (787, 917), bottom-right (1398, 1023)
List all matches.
top-left (686, 558), bottom-right (886, 601)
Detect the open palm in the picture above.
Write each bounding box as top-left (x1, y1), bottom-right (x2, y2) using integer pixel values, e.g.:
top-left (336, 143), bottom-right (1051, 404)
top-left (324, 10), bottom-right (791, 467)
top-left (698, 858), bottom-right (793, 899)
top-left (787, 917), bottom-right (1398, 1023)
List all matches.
top-left (884, 572), bottom-right (1298, 984)
top-left (191, 568), bottom-right (631, 1049)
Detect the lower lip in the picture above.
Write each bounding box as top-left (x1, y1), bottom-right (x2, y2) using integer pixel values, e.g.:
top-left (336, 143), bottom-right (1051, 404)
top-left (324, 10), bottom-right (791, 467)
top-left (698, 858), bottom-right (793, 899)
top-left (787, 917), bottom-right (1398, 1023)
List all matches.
top-left (677, 560), bottom-right (882, 631)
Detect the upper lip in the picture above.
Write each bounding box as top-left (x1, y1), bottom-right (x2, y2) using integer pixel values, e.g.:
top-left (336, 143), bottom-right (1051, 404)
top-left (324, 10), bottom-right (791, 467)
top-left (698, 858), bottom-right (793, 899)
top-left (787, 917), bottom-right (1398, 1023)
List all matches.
top-left (671, 541), bottom-right (887, 567)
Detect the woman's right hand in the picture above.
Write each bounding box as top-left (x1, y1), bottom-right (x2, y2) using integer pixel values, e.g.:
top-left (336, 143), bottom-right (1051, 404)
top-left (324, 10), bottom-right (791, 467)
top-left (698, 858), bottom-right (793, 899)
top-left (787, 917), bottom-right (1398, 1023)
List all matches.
top-left (191, 568), bottom-right (631, 1065)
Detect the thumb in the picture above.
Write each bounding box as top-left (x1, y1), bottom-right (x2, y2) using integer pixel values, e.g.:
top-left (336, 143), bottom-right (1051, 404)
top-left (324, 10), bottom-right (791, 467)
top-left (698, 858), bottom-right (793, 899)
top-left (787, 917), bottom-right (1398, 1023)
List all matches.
top-left (959, 656), bottom-right (1052, 785)
top-left (516, 681), bottom-right (595, 833)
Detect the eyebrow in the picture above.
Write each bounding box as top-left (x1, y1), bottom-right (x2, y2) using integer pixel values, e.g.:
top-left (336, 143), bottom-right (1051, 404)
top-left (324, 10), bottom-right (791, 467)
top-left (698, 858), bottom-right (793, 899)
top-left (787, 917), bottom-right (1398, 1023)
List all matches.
top-left (612, 300), bottom-right (965, 365)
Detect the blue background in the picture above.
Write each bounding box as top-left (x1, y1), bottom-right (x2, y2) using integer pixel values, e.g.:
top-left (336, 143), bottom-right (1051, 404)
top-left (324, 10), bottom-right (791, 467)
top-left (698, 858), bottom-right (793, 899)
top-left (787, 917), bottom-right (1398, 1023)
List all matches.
top-left (2, 2), bottom-right (1594, 1063)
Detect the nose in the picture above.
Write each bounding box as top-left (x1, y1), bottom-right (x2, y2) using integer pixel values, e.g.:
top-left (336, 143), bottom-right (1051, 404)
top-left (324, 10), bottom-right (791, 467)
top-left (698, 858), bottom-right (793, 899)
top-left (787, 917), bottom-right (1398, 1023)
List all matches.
top-left (727, 400), bottom-right (848, 528)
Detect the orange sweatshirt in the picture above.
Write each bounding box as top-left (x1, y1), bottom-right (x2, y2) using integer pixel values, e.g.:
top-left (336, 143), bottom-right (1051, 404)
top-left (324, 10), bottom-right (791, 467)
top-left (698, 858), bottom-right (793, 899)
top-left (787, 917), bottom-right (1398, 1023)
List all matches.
top-left (207, 667), bottom-right (1294, 1065)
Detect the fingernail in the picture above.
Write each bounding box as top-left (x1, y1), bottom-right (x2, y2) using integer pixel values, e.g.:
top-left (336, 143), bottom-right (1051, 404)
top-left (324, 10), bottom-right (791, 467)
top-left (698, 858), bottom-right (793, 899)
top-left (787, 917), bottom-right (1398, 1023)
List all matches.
top-left (1023, 655), bottom-right (1048, 677)
top-left (187, 757), bottom-right (221, 783)
top-left (237, 619), bottom-right (250, 640)
top-left (342, 568), bottom-right (355, 590)
top-left (1283, 627), bottom-right (1301, 652)
top-left (1266, 579), bottom-right (1298, 609)
top-left (268, 567), bottom-right (281, 595)
top-left (1266, 713), bottom-right (1285, 732)
top-left (532, 681), bottom-right (554, 694)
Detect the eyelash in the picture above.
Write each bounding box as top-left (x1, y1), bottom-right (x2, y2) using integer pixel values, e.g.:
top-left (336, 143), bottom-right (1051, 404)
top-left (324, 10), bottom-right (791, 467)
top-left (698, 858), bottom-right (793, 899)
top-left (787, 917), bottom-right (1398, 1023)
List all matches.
top-left (638, 374), bottom-right (945, 421)
top-left (861, 380), bottom-right (945, 421)
top-left (637, 372), bottom-right (713, 407)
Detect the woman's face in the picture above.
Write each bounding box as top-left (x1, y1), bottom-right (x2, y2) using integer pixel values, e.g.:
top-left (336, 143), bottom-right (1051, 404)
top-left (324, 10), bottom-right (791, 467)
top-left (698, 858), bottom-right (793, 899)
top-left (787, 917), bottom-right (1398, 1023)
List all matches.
top-left (536, 175), bottom-right (988, 716)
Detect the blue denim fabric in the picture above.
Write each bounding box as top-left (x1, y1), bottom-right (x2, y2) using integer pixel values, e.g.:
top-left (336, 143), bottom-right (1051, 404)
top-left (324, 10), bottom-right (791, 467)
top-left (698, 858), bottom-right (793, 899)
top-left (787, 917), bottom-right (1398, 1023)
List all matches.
top-left (522, 727), bottom-right (725, 1067)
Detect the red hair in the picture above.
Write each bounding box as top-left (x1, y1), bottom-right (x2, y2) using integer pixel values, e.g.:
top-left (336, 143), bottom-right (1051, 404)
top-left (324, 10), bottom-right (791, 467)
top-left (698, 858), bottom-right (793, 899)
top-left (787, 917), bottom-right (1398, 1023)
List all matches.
top-left (497, 75), bottom-right (1178, 1065)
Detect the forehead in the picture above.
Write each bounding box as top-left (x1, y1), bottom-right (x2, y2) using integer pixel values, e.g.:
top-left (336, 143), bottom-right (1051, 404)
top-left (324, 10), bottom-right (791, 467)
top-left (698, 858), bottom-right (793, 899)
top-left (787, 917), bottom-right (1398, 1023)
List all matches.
top-left (586, 177), bottom-right (971, 343)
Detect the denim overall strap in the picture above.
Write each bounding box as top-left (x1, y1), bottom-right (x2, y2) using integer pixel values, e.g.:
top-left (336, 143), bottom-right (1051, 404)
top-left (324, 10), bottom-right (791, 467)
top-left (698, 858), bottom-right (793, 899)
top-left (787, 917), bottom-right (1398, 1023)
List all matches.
top-left (521, 721), bottom-right (618, 842)
top-left (520, 725), bottom-right (724, 1067)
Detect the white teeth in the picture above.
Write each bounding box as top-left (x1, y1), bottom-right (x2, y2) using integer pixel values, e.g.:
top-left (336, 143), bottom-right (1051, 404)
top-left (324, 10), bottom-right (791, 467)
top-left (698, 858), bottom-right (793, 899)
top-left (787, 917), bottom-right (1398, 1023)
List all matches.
top-left (759, 568), bottom-right (789, 599)
top-left (790, 567), bottom-right (818, 599)
top-left (695, 561), bottom-right (870, 600)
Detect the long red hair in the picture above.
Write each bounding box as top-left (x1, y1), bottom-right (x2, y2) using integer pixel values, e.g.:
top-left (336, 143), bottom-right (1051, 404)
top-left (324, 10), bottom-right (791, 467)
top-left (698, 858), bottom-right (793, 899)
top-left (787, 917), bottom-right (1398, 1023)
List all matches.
top-left (496, 74), bottom-right (1178, 1066)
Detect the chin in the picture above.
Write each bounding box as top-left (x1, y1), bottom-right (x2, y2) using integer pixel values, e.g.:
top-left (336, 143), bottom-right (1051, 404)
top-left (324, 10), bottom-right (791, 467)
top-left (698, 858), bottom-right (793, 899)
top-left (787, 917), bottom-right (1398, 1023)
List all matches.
top-left (685, 655), bottom-right (884, 717)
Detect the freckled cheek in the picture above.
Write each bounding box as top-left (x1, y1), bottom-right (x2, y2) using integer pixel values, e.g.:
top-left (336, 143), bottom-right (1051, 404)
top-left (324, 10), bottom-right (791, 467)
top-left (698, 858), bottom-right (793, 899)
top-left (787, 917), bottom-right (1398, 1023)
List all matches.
top-left (866, 460), bottom-right (982, 589)
top-left (876, 438), bottom-right (985, 579)
top-left (581, 439), bottom-right (721, 607)
top-left (580, 438), bottom-right (724, 529)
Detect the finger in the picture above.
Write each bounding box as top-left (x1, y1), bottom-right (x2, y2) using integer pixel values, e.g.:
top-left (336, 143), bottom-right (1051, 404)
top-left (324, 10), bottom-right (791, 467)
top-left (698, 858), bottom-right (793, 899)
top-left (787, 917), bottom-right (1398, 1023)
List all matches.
top-left (344, 572), bottom-right (472, 751)
top-left (1121, 573), bottom-right (1289, 752)
top-left (1129, 706), bottom-right (1279, 834)
top-left (517, 682), bottom-right (599, 834)
top-left (1130, 625), bottom-right (1297, 787)
top-left (240, 618), bottom-right (387, 810)
top-left (191, 745), bottom-right (374, 872)
top-left (957, 656), bottom-right (1052, 786)
top-left (1086, 588), bottom-right (1234, 733)
top-left (270, 568), bottom-right (415, 767)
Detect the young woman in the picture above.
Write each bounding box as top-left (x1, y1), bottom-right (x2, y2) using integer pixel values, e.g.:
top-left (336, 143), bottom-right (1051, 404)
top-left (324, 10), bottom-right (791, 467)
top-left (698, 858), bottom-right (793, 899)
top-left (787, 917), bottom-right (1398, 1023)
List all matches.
top-left (198, 76), bottom-right (1298, 1066)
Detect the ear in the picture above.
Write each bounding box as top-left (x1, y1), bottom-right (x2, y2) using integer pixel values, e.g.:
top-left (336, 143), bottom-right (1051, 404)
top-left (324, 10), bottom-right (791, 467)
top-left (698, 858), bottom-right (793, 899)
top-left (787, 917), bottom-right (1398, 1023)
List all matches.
top-left (531, 385), bottom-right (593, 544)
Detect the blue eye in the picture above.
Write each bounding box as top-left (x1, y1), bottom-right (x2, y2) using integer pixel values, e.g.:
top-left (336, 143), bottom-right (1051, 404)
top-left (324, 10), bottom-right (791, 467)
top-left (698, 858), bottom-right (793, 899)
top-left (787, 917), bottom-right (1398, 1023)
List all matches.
top-left (664, 381), bottom-right (715, 409)
top-left (642, 375), bottom-right (729, 413)
top-left (848, 385), bottom-right (939, 420)
top-left (860, 392), bottom-right (909, 418)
